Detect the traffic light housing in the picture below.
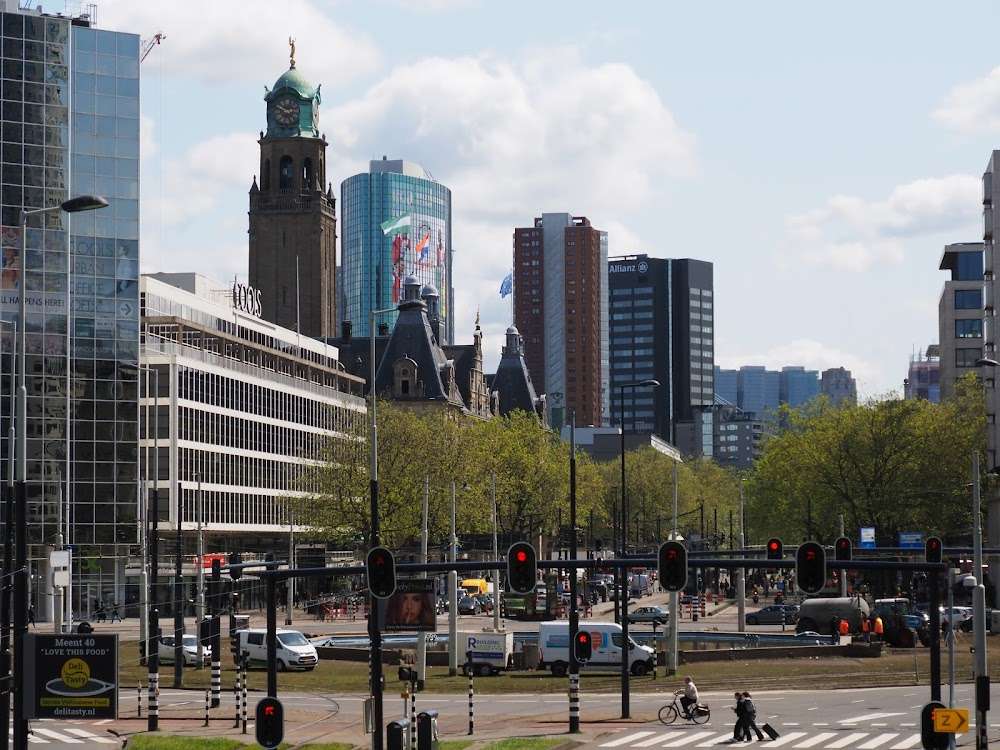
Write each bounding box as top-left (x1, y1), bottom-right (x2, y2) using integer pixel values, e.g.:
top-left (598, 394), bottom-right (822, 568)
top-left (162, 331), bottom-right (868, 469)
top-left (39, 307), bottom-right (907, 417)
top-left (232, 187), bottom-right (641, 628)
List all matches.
top-left (255, 696), bottom-right (284, 749)
top-left (574, 630), bottom-right (592, 662)
top-left (834, 536), bottom-right (852, 562)
top-left (507, 542), bottom-right (537, 595)
top-left (921, 701), bottom-right (949, 750)
top-left (366, 546), bottom-right (397, 599)
top-left (796, 541), bottom-right (826, 594)
top-left (925, 536), bottom-right (943, 564)
top-left (658, 541), bottom-right (688, 593)
top-left (766, 538), bottom-right (783, 560)
top-left (229, 551), bottom-right (242, 580)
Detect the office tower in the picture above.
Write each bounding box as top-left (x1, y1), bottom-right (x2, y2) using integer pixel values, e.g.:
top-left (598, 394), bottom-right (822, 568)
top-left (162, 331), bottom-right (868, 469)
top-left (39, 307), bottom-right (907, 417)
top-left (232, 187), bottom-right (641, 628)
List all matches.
top-left (819, 367), bottom-right (857, 406)
top-left (938, 242), bottom-right (984, 400)
top-left (340, 157), bottom-right (453, 342)
top-left (513, 213), bottom-right (607, 428)
top-left (0, 7), bottom-right (140, 620)
top-left (779, 366), bottom-right (819, 408)
top-left (607, 255), bottom-right (714, 443)
top-left (249, 51), bottom-right (337, 337)
top-left (737, 366), bottom-right (780, 419)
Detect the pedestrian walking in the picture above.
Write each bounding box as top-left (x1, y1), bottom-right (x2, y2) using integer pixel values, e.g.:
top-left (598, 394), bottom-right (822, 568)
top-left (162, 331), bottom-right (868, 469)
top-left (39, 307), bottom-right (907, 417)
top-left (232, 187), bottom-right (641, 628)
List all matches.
top-left (27, 604), bottom-right (35, 628)
top-left (732, 692), bottom-right (749, 741)
top-left (742, 692), bottom-right (765, 741)
top-left (873, 614), bottom-right (884, 642)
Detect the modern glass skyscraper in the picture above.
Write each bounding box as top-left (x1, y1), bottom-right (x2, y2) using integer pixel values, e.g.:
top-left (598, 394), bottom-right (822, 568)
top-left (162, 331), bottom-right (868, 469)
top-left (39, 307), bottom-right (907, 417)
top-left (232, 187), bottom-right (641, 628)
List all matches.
top-left (0, 7), bottom-right (140, 619)
top-left (340, 158), bottom-right (453, 342)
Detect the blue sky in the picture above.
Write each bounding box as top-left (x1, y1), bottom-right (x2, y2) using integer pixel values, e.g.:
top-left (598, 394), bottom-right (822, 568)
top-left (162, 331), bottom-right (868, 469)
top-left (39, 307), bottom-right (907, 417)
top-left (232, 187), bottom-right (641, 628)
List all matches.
top-left (97, 0), bottom-right (1000, 399)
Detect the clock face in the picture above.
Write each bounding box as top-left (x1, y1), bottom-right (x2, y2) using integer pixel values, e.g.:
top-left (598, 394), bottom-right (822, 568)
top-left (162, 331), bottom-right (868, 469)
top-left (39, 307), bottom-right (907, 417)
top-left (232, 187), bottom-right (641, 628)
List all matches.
top-left (274, 96), bottom-right (299, 126)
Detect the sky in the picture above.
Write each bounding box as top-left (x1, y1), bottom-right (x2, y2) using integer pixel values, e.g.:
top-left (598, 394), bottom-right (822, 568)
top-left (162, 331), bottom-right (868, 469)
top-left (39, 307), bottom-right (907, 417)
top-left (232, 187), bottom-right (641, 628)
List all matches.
top-left (92, 0), bottom-right (1000, 400)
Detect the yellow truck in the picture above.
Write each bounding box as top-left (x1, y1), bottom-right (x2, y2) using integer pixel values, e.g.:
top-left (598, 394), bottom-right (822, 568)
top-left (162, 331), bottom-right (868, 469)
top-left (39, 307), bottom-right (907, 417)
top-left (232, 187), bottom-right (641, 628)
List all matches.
top-left (460, 578), bottom-right (490, 596)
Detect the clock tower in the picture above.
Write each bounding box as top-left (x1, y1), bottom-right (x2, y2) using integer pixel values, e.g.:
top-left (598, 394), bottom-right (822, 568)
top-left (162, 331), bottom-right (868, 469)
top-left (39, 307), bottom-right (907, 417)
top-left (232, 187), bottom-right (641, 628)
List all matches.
top-left (249, 44), bottom-right (336, 337)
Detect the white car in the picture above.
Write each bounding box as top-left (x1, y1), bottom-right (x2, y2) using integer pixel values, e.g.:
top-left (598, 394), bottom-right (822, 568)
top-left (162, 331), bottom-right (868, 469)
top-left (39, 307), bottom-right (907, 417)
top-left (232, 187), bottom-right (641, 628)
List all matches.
top-left (159, 634), bottom-right (210, 666)
top-left (943, 606), bottom-right (973, 631)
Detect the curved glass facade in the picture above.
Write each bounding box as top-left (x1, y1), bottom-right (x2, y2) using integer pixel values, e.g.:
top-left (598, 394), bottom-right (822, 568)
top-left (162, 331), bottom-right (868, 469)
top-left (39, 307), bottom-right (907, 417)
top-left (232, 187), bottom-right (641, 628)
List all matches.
top-left (340, 160), bottom-right (453, 342)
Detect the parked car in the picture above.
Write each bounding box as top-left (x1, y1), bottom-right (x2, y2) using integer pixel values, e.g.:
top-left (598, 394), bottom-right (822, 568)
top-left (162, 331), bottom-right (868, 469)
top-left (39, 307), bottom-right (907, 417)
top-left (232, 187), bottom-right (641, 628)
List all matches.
top-left (627, 606), bottom-right (669, 625)
top-left (943, 606), bottom-right (974, 631)
top-left (159, 634), bottom-right (210, 666)
top-left (457, 597), bottom-right (482, 615)
top-left (745, 604), bottom-right (799, 625)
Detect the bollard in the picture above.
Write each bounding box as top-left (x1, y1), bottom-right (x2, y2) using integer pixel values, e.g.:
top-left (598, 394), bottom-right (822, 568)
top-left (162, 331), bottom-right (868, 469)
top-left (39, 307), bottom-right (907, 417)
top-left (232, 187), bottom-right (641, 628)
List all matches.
top-left (241, 654), bottom-right (248, 734)
top-left (137, 681), bottom-right (142, 718)
top-left (466, 651), bottom-right (474, 735)
top-left (204, 689), bottom-right (210, 727)
top-left (233, 680), bottom-right (240, 729)
top-left (410, 677), bottom-right (417, 748)
top-left (417, 710), bottom-right (440, 750)
top-left (387, 718), bottom-right (411, 750)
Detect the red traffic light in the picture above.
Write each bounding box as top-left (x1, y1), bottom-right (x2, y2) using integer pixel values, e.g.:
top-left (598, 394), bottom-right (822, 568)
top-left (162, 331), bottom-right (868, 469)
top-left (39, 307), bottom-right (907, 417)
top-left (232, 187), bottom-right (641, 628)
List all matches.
top-left (515, 550), bottom-right (527, 563)
top-left (768, 541), bottom-right (778, 551)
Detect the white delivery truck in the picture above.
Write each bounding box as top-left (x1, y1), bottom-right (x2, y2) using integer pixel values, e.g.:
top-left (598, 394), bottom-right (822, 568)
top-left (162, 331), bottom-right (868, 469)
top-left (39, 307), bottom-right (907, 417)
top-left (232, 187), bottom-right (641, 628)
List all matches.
top-left (457, 631), bottom-right (514, 676)
top-left (537, 621), bottom-right (655, 677)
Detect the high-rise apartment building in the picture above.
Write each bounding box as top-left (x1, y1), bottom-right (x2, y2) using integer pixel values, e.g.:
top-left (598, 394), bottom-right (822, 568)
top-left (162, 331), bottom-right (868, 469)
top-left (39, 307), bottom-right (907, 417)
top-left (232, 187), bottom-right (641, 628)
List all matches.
top-left (0, 7), bottom-right (140, 619)
top-left (938, 242), bottom-right (984, 400)
top-left (249, 54), bottom-right (337, 338)
top-left (607, 255), bottom-right (714, 442)
top-left (905, 346), bottom-right (940, 402)
top-left (513, 214), bottom-right (607, 428)
top-left (819, 367), bottom-right (858, 406)
top-left (340, 158), bottom-right (453, 342)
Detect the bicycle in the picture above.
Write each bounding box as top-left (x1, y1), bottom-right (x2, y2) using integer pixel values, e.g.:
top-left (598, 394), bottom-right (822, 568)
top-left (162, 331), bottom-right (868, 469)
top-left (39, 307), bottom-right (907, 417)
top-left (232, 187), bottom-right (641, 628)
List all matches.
top-left (659, 694), bottom-right (711, 725)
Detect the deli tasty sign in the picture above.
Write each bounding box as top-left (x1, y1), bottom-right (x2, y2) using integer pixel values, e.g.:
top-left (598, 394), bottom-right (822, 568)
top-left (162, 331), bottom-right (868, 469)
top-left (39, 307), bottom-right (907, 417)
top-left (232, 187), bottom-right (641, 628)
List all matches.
top-left (24, 633), bottom-right (118, 719)
top-left (232, 282), bottom-right (262, 317)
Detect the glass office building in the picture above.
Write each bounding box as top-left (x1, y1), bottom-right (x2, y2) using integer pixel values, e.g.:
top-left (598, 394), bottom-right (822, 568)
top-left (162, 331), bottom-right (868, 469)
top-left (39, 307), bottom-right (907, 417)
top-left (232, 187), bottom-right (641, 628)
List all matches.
top-left (340, 158), bottom-right (454, 342)
top-left (0, 7), bottom-right (140, 620)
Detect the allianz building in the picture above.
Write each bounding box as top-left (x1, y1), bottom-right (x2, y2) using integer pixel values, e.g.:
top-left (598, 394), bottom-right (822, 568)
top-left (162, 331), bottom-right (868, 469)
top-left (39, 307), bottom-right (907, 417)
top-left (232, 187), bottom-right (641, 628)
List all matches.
top-left (124, 273), bottom-right (366, 616)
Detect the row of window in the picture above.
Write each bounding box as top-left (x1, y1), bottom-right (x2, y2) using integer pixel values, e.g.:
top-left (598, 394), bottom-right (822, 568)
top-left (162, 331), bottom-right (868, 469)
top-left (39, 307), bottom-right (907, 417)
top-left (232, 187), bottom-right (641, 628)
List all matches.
top-left (956, 319), bottom-right (983, 338)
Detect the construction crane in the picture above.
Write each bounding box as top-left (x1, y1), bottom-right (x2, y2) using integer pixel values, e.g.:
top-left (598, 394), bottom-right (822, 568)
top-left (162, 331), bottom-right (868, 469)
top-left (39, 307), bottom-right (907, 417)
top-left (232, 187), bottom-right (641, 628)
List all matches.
top-left (141, 32), bottom-right (165, 63)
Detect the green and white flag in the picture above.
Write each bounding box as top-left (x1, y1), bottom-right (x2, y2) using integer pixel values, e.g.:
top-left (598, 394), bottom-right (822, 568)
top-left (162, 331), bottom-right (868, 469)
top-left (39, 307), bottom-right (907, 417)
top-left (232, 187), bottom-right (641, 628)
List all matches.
top-left (380, 213), bottom-right (411, 237)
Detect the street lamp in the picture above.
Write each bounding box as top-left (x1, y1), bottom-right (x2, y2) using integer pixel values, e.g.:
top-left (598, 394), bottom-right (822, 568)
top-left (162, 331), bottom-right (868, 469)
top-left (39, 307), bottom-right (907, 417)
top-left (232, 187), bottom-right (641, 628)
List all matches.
top-left (12, 195), bottom-right (107, 750)
top-left (618, 378), bottom-right (658, 719)
top-left (368, 305), bottom-right (395, 750)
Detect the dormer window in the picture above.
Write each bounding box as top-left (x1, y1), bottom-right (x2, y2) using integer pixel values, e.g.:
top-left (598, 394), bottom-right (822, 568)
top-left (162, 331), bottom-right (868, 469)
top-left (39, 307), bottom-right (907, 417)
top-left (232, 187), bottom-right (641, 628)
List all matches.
top-left (393, 356), bottom-right (418, 398)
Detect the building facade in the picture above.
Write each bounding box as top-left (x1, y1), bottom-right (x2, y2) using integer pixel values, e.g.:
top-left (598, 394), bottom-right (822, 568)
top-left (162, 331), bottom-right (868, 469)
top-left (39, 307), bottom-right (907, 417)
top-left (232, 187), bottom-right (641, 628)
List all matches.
top-left (340, 158), bottom-right (453, 342)
top-left (248, 53), bottom-right (337, 338)
top-left (607, 255), bottom-right (714, 443)
top-left (819, 367), bottom-right (857, 406)
top-left (905, 346), bottom-right (940, 403)
top-left (0, 7), bottom-right (141, 621)
top-left (779, 366), bottom-right (819, 408)
top-left (135, 273), bottom-right (366, 612)
top-left (513, 213), bottom-right (608, 428)
top-left (938, 242), bottom-right (984, 400)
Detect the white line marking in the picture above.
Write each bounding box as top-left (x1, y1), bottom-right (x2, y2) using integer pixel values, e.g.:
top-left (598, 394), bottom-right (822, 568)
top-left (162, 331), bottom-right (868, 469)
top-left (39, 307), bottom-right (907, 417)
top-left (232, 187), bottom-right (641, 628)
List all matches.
top-left (888, 735), bottom-right (922, 749)
top-left (635, 734), bottom-right (674, 747)
top-left (792, 732), bottom-right (837, 747)
top-left (65, 728), bottom-right (117, 744)
top-left (857, 733), bottom-right (899, 749)
top-left (695, 732), bottom-right (742, 746)
top-left (839, 713), bottom-right (905, 723)
top-left (660, 731), bottom-right (716, 747)
top-left (827, 733), bottom-right (870, 748)
top-left (31, 727), bottom-right (83, 744)
top-left (601, 732), bottom-right (657, 747)
top-left (755, 731), bottom-right (808, 747)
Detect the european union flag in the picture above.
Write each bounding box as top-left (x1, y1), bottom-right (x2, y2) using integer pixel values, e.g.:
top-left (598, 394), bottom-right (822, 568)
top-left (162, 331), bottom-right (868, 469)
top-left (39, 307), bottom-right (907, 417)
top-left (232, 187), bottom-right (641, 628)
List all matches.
top-left (499, 273), bottom-right (513, 298)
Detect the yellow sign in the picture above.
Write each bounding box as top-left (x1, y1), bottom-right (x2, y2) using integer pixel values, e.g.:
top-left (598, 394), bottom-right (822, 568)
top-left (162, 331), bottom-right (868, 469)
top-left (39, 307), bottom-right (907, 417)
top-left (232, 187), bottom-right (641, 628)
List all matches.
top-left (934, 708), bottom-right (969, 733)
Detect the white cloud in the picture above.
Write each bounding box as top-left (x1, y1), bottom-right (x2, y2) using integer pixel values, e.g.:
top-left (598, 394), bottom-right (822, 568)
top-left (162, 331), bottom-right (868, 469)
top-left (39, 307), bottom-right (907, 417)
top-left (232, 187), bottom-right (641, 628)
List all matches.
top-left (933, 66), bottom-right (1000, 133)
top-left (778, 174), bottom-right (980, 272)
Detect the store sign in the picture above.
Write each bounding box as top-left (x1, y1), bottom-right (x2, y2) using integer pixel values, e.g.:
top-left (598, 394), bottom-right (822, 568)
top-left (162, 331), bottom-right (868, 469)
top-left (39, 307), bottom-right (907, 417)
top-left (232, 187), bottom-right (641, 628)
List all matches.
top-left (25, 633), bottom-right (118, 719)
top-left (232, 283), bottom-right (262, 317)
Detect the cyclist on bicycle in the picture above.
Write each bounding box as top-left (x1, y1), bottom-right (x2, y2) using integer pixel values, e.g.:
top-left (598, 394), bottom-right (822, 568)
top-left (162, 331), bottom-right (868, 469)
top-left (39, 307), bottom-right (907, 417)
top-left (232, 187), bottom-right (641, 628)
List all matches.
top-left (677, 676), bottom-right (699, 718)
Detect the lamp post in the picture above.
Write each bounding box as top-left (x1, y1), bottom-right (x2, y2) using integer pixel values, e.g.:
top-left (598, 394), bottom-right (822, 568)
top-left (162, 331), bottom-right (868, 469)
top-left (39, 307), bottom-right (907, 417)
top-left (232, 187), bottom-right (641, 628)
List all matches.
top-left (618, 378), bottom-right (658, 719)
top-left (12, 195), bottom-right (107, 750)
top-left (196, 474), bottom-right (204, 668)
top-left (568, 413), bottom-right (580, 732)
top-left (368, 306), bottom-right (395, 750)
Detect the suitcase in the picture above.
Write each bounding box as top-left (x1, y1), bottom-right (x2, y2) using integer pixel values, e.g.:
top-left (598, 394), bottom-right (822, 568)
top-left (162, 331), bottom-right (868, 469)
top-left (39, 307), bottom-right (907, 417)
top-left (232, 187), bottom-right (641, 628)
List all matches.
top-left (762, 724), bottom-right (780, 740)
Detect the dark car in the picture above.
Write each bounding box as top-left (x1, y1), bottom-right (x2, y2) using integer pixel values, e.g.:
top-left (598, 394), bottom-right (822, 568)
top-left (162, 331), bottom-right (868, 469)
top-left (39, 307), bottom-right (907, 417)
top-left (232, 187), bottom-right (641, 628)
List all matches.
top-left (745, 604), bottom-right (799, 625)
top-left (627, 606), bottom-right (669, 625)
top-left (457, 597), bottom-right (482, 615)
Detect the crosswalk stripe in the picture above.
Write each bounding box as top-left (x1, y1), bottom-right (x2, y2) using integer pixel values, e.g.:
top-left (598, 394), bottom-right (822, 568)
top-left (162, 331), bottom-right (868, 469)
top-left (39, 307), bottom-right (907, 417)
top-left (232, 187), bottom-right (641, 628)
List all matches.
top-left (760, 732), bottom-right (808, 747)
top-left (602, 732), bottom-right (658, 747)
top-left (635, 734), bottom-right (674, 747)
top-left (65, 727), bottom-right (117, 744)
top-left (857, 734), bottom-right (899, 749)
top-left (31, 727), bottom-right (83, 743)
top-left (660, 730), bottom-right (716, 746)
top-left (793, 731), bottom-right (838, 747)
top-left (826, 733), bottom-right (870, 748)
top-left (889, 736), bottom-right (922, 749)
top-left (26, 737), bottom-right (50, 745)
top-left (696, 732), bottom-right (744, 746)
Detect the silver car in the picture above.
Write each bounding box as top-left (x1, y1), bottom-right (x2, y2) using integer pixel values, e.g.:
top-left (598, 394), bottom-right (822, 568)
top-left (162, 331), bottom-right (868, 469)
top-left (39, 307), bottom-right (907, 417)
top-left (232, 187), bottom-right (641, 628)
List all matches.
top-left (745, 604), bottom-right (799, 625)
top-left (158, 634), bottom-right (210, 666)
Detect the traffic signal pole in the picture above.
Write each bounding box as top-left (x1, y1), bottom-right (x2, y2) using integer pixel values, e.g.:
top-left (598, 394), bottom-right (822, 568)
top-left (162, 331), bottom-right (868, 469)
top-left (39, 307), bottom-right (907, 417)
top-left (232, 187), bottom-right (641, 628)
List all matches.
top-left (568, 417), bottom-right (580, 733)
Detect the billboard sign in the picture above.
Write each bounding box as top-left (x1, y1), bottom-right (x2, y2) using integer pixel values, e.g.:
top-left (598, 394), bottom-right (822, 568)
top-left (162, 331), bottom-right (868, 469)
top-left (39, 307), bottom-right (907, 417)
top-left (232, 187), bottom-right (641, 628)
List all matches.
top-left (384, 578), bottom-right (437, 632)
top-left (860, 527), bottom-right (876, 549)
top-left (898, 532), bottom-right (923, 549)
top-left (24, 633), bottom-right (118, 719)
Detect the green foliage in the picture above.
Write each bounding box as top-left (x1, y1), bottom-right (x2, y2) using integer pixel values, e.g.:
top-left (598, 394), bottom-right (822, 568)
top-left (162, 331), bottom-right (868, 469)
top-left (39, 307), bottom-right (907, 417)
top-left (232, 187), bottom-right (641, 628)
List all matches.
top-left (745, 379), bottom-right (986, 545)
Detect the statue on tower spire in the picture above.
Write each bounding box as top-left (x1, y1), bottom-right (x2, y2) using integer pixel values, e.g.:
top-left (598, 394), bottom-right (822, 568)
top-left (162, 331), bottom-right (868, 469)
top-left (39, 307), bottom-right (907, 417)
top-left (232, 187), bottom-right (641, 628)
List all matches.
top-left (289, 36), bottom-right (296, 67)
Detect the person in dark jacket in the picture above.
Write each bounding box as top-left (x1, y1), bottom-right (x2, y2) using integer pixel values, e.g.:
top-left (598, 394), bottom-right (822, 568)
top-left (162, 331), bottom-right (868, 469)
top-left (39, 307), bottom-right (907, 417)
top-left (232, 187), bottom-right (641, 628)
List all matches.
top-left (741, 692), bottom-right (765, 741)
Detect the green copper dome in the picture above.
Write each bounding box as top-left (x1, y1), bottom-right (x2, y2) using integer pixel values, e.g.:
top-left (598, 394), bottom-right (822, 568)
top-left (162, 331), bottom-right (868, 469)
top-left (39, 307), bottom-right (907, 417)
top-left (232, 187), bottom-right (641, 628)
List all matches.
top-left (267, 65), bottom-right (317, 100)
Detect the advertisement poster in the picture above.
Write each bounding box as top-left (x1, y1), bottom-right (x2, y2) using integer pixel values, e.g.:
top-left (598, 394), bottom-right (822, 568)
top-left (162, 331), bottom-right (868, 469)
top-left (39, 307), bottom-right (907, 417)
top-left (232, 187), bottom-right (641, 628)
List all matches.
top-left (24, 633), bottom-right (118, 719)
top-left (384, 579), bottom-right (437, 632)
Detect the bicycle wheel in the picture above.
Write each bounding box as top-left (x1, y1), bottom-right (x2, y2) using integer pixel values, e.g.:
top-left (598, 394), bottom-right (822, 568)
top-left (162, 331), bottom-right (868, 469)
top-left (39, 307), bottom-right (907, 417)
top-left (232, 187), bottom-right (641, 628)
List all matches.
top-left (692, 707), bottom-right (710, 725)
top-left (659, 704), bottom-right (679, 725)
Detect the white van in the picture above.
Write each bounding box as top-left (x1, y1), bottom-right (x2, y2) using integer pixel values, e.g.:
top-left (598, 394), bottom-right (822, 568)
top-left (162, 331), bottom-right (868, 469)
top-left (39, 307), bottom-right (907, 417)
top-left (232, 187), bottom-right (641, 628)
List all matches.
top-left (234, 628), bottom-right (318, 671)
top-left (537, 621), bottom-right (655, 677)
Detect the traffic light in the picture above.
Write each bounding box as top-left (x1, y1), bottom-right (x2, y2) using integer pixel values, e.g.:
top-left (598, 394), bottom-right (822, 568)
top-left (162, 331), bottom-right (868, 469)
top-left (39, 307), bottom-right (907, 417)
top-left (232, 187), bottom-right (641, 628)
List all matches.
top-left (366, 547), bottom-right (396, 599)
top-left (766, 538), bottom-right (783, 560)
top-left (925, 536), bottom-right (943, 564)
top-left (211, 557), bottom-right (221, 580)
top-left (657, 541), bottom-right (688, 592)
top-left (507, 542), bottom-right (537, 595)
top-left (574, 630), bottom-right (592, 662)
top-left (255, 696), bottom-right (284, 749)
top-left (229, 551), bottom-right (242, 580)
top-left (795, 541), bottom-right (826, 594)
top-left (264, 551), bottom-right (278, 571)
top-left (920, 700), bottom-right (949, 750)
top-left (834, 536), bottom-right (852, 562)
